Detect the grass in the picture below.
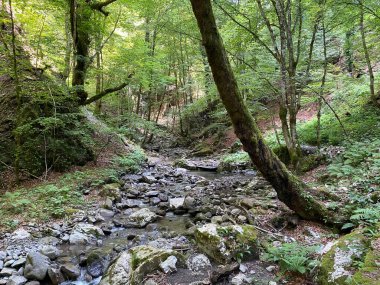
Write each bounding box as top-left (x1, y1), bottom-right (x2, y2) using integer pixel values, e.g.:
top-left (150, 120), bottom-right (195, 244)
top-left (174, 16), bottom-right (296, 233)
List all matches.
top-left (0, 147), bottom-right (146, 231)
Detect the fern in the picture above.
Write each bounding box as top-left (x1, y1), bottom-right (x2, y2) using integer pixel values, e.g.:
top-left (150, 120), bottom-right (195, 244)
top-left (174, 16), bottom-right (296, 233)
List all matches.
top-left (350, 204), bottom-right (380, 226)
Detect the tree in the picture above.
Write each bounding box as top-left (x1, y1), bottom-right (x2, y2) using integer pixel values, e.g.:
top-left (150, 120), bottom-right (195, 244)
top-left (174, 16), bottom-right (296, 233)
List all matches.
top-left (189, 0), bottom-right (340, 225)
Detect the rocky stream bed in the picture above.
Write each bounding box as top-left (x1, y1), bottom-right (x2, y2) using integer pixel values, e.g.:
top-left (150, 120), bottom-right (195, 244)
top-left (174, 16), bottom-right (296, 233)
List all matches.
top-left (1, 152), bottom-right (378, 285)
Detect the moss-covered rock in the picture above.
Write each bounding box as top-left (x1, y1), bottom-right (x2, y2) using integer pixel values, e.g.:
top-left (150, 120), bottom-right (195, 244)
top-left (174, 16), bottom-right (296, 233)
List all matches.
top-left (192, 143), bottom-right (213, 157)
top-left (318, 226), bottom-right (380, 285)
top-left (194, 223), bottom-right (258, 264)
top-left (99, 246), bottom-right (184, 285)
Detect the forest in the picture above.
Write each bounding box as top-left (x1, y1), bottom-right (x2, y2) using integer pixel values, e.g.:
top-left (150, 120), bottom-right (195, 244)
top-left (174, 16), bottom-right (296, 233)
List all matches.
top-left (0, 0), bottom-right (379, 284)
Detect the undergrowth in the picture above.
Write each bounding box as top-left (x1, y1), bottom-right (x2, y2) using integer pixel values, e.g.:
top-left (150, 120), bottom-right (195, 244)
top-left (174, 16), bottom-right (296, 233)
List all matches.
top-left (0, 147), bottom-right (146, 230)
top-left (263, 242), bottom-right (320, 275)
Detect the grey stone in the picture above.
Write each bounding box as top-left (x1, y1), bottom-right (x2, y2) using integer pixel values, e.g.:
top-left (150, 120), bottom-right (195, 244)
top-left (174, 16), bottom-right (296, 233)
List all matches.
top-left (11, 229), bottom-right (30, 240)
top-left (0, 267), bottom-right (16, 277)
top-left (122, 208), bottom-right (158, 228)
top-left (145, 191), bottom-right (159, 197)
top-left (0, 251), bottom-right (6, 260)
top-left (40, 245), bottom-right (61, 260)
top-left (5, 275), bottom-right (27, 285)
top-left (69, 231), bottom-right (88, 245)
top-left (47, 267), bottom-right (64, 285)
top-left (11, 258), bottom-right (25, 268)
top-left (159, 256), bottom-right (177, 274)
top-left (169, 198), bottom-right (185, 209)
top-left (60, 263), bottom-right (80, 279)
top-left (25, 282), bottom-right (40, 285)
top-left (24, 252), bottom-right (50, 281)
top-left (99, 209), bottom-right (115, 218)
top-left (186, 254), bottom-right (211, 272)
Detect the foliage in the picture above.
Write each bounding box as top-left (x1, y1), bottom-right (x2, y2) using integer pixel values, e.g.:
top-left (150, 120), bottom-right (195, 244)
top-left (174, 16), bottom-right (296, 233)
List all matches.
top-left (221, 151), bottom-right (250, 164)
top-left (342, 204), bottom-right (380, 230)
top-left (112, 147), bottom-right (146, 173)
top-left (263, 242), bottom-right (320, 275)
top-left (0, 166), bottom-right (120, 229)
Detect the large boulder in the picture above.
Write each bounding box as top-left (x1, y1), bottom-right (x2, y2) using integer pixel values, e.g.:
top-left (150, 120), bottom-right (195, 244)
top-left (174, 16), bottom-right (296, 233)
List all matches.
top-left (24, 252), bottom-right (50, 281)
top-left (99, 246), bottom-right (184, 285)
top-left (194, 224), bottom-right (258, 264)
top-left (318, 227), bottom-right (380, 285)
top-left (118, 208), bottom-right (158, 228)
top-left (69, 223), bottom-right (104, 245)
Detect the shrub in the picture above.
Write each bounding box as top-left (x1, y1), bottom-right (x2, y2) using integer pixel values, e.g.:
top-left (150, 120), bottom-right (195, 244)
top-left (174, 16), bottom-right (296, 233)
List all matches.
top-left (263, 242), bottom-right (320, 275)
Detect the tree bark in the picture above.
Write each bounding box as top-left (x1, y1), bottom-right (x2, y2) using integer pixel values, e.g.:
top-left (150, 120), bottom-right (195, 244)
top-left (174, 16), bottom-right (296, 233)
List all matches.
top-left (190, 0), bottom-right (338, 225)
top-left (359, 1), bottom-right (379, 107)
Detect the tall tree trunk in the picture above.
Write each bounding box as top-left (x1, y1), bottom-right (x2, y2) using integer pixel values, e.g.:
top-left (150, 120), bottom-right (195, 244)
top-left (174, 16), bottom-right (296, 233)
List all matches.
top-left (190, 0), bottom-right (338, 225)
top-left (359, 1), bottom-right (379, 107)
top-left (70, 0), bottom-right (91, 104)
top-left (8, 0), bottom-right (21, 183)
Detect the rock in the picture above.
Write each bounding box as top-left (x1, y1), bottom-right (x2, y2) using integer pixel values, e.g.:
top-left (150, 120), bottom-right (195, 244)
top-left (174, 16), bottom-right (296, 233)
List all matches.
top-left (231, 209), bottom-right (241, 216)
top-left (99, 251), bottom-right (131, 285)
top-left (318, 227), bottom-right (380, 285)
top-left (40, 245), bottom-right (61, 260)
top-left (103, 198), bottom-right (113, 210)
top-left (239, 264), bottom-right (248, 273)
top-left (194, 224), bottom-right (258, 264)
top-left (100, 184), bottom-right (121, 201)
top-left (141, 174), bottom-right (157, 184)
top-left (158, 193), bottom-right (168, 202)
top-left (0, 267), bottom-right (16, 277)
top-left (231, 273), bottom-right (251, 285)
top-left (237, 215), bottom-right (247, 223)
top-left (5, 275), bottom-right (27, 285)
top-left (210, 262), bottom-right (239, 283)
top-left (145, 191), bottom-right (159, 197)
top-left (186, 254), bottom-right (211, 272)
top-left (211, 216), bottom-right (223, 224)
top-left (144, 280), bottom-right (158, 285)
top-left (0, 251), bottom-right (6, 260)
top-left (174, 159), bottom-right (197, 170)
top-left (100, 246), bottom-right (183, 285)
top-left (123, 208), bottom-right (158, 228)
top-left (25, 282), bottom-right (40, 285)
top-left (11, 229), bottom-right (30, 240)
top-left (99, 209), bottom-right (115, 218)
top-left (11, 258), bottom-right (26, 268)
top-left (266, 266), bottom-right (276, 272)
top-left (184, 196), bottom-right (195, 209)
top-left (69, 223), bottom-right (104, 245)
top-left (69, 231), bottom-right (89, 245)
top-left (24, 252), bottom-right (50, 281)
top-left (48, 267), bottom-right (65, 285)
top-left (0, 260), bottom-right (3, 270)
top-left (169, 198), bottom-right (185, 209)
top-left (60, 263), bottom-right (80, 280)
top-left (159, 256), bottom-right (177, 274)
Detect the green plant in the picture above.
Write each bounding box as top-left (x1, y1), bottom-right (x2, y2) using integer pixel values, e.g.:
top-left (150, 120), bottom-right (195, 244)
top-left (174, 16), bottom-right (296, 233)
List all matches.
top-left (263, 242), bottom-right (320, 275)
top-left (343, 204), bottom-right (380, 230)
top-left (113, 147), bottom-right (146, 173)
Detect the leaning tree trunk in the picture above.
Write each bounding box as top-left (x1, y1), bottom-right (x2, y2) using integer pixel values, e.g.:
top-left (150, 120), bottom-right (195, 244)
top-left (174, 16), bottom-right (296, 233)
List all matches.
top-left (190, 0), bottom-right (339, 225)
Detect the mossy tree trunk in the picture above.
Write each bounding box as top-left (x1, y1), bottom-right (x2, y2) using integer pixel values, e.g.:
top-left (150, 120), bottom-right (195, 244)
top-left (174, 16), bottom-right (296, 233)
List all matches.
top-left (190, 0), bottom-right (338, 225)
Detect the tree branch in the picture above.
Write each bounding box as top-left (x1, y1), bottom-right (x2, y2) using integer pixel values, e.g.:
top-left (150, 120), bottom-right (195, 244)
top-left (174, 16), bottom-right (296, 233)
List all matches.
top-left (84, 74), bottom-right (133, 105)
top-left (90, 0), bottom-right (118, 16)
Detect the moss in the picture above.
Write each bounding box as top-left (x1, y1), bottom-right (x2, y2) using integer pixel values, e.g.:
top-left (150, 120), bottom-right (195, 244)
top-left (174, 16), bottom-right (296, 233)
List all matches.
top-left (350, 236), bottom-right (380, 284)
top-left (318, 230), bottom-right (370, 285)
top-left (194, 224), bottom-right (258, 264)
top-left (192, 142), bottom-right (214, 157)
top-left (129, 246), bottom-right (184, 284)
